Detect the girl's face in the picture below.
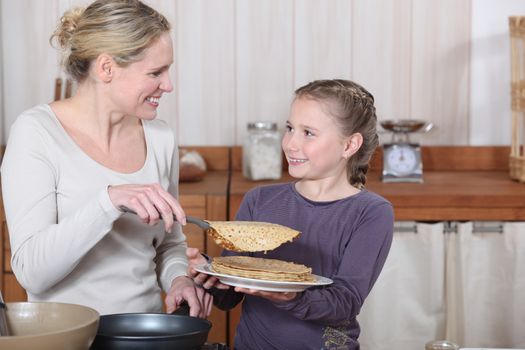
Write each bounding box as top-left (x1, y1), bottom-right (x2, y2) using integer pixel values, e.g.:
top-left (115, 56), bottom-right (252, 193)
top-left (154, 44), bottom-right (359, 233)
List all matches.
top-left (282, 97), bottom-right (351, 181)
top-left (110, 32), bottom-right (173, 119)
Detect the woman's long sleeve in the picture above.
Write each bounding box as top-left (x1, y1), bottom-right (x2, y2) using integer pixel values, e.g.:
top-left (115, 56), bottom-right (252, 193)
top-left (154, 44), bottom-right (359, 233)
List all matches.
top-left (1, 116), bottom-right (122, 294)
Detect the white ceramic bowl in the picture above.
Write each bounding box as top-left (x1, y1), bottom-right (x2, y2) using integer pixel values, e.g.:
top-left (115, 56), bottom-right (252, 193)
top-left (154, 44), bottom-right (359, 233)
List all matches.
top-left (0, 302), bottom-right (99, 350)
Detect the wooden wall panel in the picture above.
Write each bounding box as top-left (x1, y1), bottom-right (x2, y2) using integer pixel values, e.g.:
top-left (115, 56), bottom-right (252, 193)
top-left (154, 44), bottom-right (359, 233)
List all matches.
top-left (352, 0), bottom-right (412, 125)
top-left (293, 0), bottom-right (352, 87)
top-left (235, 0), bottom-right (294, 144)
top-left (4, 0), bottom-right (525, 148)
top-left (1, 0), bottom-right (62, 142)
top-left (175, 0), bottom-right (236, 146)
top-left (411, 0), bottom-right (471, 145)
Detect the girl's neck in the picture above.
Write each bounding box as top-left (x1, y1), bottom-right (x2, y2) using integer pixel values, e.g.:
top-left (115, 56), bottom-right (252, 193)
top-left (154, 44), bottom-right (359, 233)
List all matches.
top-left (295, 176), bottom-right (360, 202)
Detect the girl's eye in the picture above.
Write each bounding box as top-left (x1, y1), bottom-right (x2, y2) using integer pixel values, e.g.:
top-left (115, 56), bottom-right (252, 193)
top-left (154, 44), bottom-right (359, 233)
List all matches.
top-left (304, 129), bottom-right (314, 136)
top-left (285, 125), bottom-right (293, 132)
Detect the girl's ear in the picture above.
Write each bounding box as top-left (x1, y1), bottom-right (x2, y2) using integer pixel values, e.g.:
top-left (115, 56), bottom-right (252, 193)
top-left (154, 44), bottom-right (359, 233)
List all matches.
top-left (95, 54), bottom-right (115, 83)
top-left (343, 133), bottom-right (363, 159)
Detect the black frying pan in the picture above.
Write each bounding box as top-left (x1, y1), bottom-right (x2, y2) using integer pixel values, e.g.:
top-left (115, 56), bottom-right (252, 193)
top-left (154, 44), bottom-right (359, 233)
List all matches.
top-left (90, 309), bottom-right (211, 350)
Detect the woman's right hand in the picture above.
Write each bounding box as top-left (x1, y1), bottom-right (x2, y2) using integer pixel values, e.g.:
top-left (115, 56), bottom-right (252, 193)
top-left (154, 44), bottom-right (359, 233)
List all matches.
top-left (108, 183), bottom-right (185, 233)
top-left (186, 248), bottom-right (230, 290)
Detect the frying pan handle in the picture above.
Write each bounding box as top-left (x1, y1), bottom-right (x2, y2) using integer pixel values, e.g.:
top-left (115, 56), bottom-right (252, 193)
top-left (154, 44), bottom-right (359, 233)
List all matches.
top-left (171, 301), bottom-right (190, 316)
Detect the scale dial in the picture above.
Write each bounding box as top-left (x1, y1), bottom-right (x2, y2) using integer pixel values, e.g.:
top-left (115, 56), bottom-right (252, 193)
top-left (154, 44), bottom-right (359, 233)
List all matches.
top-left (385, 144), bottom-right (418, 176)
top-left (382, 143), bottom-right (423, 182)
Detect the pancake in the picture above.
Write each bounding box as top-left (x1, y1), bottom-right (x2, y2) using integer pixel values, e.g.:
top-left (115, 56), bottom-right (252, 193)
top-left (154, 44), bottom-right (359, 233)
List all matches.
top-left (211, 256), bottom-right (315, 282)
top-left (206, 221), bottom-right (300, 252)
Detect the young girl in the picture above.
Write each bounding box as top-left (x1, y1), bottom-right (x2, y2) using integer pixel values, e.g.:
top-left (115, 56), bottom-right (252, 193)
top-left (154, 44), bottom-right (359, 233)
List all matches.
top-left (189, 79), bottom-right (394, 349)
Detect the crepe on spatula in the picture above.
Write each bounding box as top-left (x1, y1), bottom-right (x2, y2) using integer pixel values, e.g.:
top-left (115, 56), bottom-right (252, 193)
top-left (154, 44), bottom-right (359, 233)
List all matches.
top-left (206, 221), bottom-right (300, 252)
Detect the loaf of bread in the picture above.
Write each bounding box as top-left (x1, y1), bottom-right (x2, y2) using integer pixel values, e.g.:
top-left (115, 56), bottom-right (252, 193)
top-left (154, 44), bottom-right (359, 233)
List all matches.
top-left (179, 149), bottom-right (206, 182)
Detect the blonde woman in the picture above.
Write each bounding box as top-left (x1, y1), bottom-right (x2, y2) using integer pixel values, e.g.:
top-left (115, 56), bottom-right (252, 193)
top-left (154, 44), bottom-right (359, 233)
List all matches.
top-left (1, 0), bottom-right (211, 317)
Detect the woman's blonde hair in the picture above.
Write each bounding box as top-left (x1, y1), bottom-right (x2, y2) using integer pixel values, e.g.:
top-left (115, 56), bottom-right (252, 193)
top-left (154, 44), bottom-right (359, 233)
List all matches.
top-left (50, 0), bottom-right (171, 82)
top-left (294, 79), bottom-right (379, 189)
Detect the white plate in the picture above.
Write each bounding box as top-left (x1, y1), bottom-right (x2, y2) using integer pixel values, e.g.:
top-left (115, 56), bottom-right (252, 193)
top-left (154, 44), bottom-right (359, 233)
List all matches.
top-left (194, 264), bottom-right (333, 292)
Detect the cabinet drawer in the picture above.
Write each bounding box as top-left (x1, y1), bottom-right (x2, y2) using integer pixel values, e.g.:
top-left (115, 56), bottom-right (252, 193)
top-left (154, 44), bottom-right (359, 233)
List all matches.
top-left (182, 207), bottom-right (206, 252)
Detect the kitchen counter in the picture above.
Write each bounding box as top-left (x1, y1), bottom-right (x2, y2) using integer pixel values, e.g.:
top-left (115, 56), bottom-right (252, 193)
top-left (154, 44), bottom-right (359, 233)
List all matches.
top-left (229, 146), bottom-right (525, 221)
top-left (229, 170), bottom-right (525, 221)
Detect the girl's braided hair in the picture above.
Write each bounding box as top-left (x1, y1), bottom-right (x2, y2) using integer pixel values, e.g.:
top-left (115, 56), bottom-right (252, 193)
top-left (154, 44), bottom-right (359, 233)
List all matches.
top-left (294, 79), bottom-right (378, 188)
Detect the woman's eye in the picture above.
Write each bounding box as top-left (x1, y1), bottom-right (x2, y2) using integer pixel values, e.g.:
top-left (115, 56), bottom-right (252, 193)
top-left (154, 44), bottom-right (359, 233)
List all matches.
top-left (149, 71), bottom-right (162, 77)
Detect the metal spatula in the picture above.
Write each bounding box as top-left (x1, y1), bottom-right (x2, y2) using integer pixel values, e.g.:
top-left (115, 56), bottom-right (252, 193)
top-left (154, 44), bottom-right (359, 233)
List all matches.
top-left (119, 206), bottom-right (300, 252)
top-left (119, 206), bottom-right (211, 230)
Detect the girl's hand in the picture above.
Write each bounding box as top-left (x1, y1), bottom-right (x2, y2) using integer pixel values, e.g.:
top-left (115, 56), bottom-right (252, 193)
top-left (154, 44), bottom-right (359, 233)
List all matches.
top-left (108, 183), bottom-right (185, 232)
top-left (186, 248), bottom-right (230, 290)
top-left (233, 287), bottom-right (298, 302)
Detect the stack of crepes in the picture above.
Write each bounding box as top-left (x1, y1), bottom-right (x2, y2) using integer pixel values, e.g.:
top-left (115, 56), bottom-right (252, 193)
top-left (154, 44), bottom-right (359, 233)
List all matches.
top-left (211, 256), bottom-right (315, 282)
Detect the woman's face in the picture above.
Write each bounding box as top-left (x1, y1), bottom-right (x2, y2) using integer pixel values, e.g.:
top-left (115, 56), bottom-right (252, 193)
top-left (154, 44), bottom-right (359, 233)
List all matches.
top-left (110, 32), bottom-right (173, 120)
top-left (282, 97), bottom-right (349, 181)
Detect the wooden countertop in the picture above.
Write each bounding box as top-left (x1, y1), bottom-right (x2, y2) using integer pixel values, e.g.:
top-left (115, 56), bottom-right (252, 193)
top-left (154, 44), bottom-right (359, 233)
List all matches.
top-left (228, 145), bottom-right (525, 221)
top-left (229, 170), bottom-right (525, 221)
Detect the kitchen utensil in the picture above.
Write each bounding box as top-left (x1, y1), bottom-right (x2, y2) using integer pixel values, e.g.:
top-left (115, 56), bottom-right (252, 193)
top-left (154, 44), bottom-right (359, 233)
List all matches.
top-left (119, 206), bottom-right (299, 252)
top-left (119, 206), bottom-right (211, 230)
top-left (0, 302), bottom-right (99, 350)
top-left (0, 291), bottom-right (9, 336)
top-left (90, 313), bottom-right (211, 350)
top-left (54, 78), bottom-right (63, 101)
top-left (64, 79), bottom-right (73, 98)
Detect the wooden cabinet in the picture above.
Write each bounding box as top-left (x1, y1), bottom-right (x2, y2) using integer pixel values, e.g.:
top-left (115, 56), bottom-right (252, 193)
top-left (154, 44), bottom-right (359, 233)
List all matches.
top-left (226, 145), bottom-right (525, 345)
top-left (1, 203), bottom-right (27, 302)
top-left (3, 145), bottom-right (525, 347)
top-left (178, 147), bottom-right (230, 344)
top-left (0, 146), bottom-right (231, 344)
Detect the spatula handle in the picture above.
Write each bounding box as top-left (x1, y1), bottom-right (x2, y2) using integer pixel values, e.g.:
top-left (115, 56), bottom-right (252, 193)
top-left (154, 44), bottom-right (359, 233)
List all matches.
top-left (119, 206), bottom-right (210, 230)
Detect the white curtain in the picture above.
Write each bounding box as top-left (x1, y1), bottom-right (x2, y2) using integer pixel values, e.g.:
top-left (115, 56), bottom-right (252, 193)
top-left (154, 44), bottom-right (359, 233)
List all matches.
top-left (446, 222), bottom-right (525, 348)
top-left (358, 222), bottom-right (446, 350)
top-left (359, 221), bottom-right (525, 350)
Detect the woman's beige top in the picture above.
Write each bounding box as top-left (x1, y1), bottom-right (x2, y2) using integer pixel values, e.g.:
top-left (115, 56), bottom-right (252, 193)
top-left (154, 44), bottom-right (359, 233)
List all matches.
top-left (0, 104), bottom-right (187, 314)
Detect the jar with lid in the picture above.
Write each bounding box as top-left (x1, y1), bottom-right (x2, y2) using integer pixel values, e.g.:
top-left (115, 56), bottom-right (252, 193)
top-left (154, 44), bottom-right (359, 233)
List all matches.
top-left (242, 121), bottom-right (282, 181)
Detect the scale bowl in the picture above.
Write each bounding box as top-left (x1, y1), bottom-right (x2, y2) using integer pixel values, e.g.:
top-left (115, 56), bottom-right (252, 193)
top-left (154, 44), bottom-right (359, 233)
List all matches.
top-left (380, 119), bottom-right (431, 133)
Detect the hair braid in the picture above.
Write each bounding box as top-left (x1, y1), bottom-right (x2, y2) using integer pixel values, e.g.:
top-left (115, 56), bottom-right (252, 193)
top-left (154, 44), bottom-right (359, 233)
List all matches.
top-left (295, 79), bottom-right (379, 188)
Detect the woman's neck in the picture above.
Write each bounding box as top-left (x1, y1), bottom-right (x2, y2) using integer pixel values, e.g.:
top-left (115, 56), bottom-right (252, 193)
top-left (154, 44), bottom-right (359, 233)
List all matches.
top-left (51, 85), bottom-right (138, 152)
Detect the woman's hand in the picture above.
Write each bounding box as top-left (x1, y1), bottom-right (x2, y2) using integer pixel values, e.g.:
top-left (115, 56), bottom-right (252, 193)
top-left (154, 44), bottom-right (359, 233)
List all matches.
top-left (165, 276), bottom-right (213, 318)
top-left (186, 248), bottom-right (230, 290)
top-left (233, 287), bottom-right (298, 302)
top-left (108, 183), bottom-right (185, 233)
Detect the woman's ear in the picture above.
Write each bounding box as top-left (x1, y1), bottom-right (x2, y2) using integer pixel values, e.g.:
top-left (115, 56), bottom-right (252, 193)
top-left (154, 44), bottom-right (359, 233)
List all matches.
top-left (343, 133), bottom-right (363, 159)
top-left (96, 54), bottom-right (115, 83)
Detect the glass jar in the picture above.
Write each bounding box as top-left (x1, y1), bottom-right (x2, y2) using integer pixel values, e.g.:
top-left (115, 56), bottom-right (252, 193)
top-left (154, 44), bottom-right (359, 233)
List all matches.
top-left (425, 340), bottom-right (460, 350)
top-left (242, 121), bottom-right (282, 181)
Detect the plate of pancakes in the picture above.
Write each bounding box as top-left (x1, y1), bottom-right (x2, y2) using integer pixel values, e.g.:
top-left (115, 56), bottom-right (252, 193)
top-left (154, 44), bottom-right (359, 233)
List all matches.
top-left (195, 256), bottom-right (333, 292)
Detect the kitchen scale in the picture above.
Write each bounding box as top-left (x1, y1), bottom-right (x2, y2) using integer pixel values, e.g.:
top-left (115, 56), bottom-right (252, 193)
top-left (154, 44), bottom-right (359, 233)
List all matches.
top-left (380, 119), bottom-right (433, 183)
